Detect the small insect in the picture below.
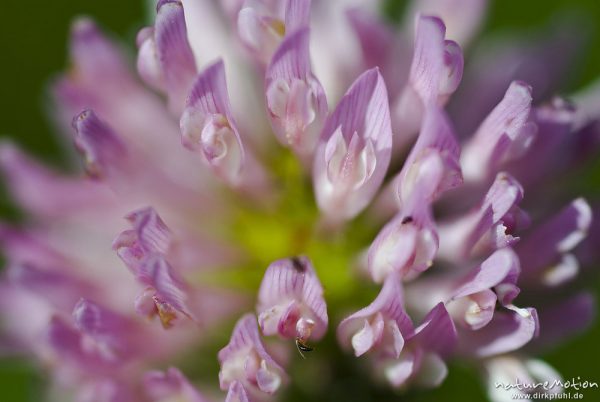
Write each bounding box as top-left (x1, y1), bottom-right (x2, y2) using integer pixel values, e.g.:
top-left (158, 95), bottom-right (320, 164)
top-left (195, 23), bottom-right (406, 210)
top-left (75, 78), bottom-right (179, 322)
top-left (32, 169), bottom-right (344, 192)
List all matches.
top-left (295, 337), bottom-right (314, 359)
top-left (401, 216), bottom-right (413, 225)
top-left (290, 256), bottom-right (306, 273)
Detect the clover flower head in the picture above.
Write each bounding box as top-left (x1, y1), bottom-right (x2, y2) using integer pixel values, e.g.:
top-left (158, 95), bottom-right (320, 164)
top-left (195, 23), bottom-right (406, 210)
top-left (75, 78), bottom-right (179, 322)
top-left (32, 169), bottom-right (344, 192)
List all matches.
top-left (1, 0), bottom-right (599, 401)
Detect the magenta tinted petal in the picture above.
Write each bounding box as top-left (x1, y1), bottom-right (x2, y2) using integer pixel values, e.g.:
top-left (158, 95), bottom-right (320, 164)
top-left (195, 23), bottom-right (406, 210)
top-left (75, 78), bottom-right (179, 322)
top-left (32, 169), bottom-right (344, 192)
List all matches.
top-left (384, 350), bottom-right (418, 388)
top-left (72, 109), bottom-right (129, 180)
top-left (510, 98), bottom-right (576, 186)
top-left (46, 316), bottom-right (87, 364)
top-left (409, 16), bottom-right (447, 105)
top-left (313, 68), bottom-right (392, 222)
top-left (180, 59), bottom-right (246, 186)
top-left (225, 381), bottom-right (250, 402)
top-left (136, 27), bottom-right (164, 91)
top-left (265, 28), bottom-right (328, 156)
top-left (285, 0), bottom-right (311, 33)
top-left (517, 198), bottom-right (592, 283)
top-left (113, 207), bottom-right (172, 273)
top-left (218, 314), bottom-right (286, 394)
top-left (144, 367), bottom-right (209, 402)
top-left (533, 293), bottom-right (594, 350)
top-left (6, 262), bottom-right (95, 311)
top-left (461, 81), bottom-right (534, 182)
top-left (338, 273), bottom-right (413, 358)
top-left (460, 307), bottom-right (539, 357)
top-left (368, 204), bottom-right (438, 283)
top-left (406, 0), bottom-right (488, 47)
top-left (346, 8), bottom-right (403, 97)
top-left (154, 0), bottom-right (197, 114)
top-left (237, 0), bottom-right (310, 64)
top-left (451, 248), bottom-right (520, 301)
top-left (439, 40), bottom-right (464, 100)
top-left (257, 256), bottom-right (328, 341)
top-left (439, 172), bottom-right (525, 261)
top-left (412, 302), bottom-right (457, 358)
top-left (125, 207), bottom-right (171, 253)
top-left (77, 379), bottom-right (135, 402)
top-left (0, 143), bottom-right (114, 217)
top-left (395, 106), bottom-right (462, 206)
top-left (72, 299), bottom-right (138, 362)
top-left (137, 255), bottom-right (195, 326)
top-left (69, 18), bottom-right (133, 88)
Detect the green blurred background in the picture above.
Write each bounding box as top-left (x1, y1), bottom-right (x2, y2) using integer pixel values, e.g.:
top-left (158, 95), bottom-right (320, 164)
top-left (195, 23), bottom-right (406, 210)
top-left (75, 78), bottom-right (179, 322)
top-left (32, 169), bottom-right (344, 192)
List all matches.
top-left (1, 0), bottom-right (600, 401)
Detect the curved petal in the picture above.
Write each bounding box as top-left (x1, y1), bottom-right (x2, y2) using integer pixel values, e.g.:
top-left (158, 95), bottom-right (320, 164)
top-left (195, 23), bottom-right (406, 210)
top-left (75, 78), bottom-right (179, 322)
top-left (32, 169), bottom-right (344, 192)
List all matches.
top-left (459, 308), bottom-right (539, 357)
top-left (313, 68), bottom-right (392, 222)
top-left (154, 0), bottom-right (197, 114)
top-left (461, 81), bottom-right (534, 182)
top-left (338, 273), bottom-right (413, 357)
top-left (180, 59), bottom-right (246, 186)
top-left (265, 27), bottom-right (328, 156)
top-left (144, 367), bottom-right (209, 402)
top-left (257, 256), bottom-right (328, 340)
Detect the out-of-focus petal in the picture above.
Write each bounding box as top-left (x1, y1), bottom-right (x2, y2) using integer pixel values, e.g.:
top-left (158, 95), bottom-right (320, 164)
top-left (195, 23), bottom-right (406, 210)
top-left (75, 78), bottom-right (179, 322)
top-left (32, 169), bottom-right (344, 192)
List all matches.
top-left (412, 302), bottom-right (457, 358)
top-left (532, 293), bottom-right (594, 351)
top-left (439, 173), bottom-right (526, 261)
top-left (0, 142), bottom-right (115, 217)
top-left (144, 367), bottom-right (209, 402)
top-left (71, 109), bottom-right (129, 180)
top-left (461, 81), bottom-right (534, 183)
top-left (458, 307), bottom-right (539, 358)
top-left (517, 198), bottom-right (592, 286)
top-left (447, 249), bottom-right (520, 329)
top-left (218, 314), bottom-right (286, 395)
top-left (405, 0), bottom-right (488, 47)
top-left (225, 381), bottom-right (250, 402)
top-left (485, 356), bottom-right (563, 402)
top-left (136, 255), bottom-right (195, 328)
top-left (237, 0), bottom-right (311, 64)
top-left (69, 18), bottom-right (134, 91)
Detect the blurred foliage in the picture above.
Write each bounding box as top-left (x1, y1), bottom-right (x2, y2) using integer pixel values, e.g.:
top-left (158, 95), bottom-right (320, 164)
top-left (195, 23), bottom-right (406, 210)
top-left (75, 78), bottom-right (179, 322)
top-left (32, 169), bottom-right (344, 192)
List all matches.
top-left (1, 0), bottom-right (600, 401)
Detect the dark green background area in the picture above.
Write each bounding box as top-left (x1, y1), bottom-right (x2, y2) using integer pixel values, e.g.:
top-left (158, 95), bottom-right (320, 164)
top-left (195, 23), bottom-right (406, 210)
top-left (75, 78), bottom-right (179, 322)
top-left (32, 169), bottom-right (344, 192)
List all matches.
top-left (1, 0), bottom-right (600, 401)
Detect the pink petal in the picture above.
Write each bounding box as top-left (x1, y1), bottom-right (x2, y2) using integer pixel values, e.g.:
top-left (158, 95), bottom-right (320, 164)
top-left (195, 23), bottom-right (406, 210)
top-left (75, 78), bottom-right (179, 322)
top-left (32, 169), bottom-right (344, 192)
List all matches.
top-left (0, 142), bottom-right (114, 217)
top-left (405, 0), bottom-right (488, 47)
top-left (451, 248), bottom-right (521, 301)
top-left (395, 106), bottom-right (462, 207)
top-left (461, 81), bottom-right (534, 182)
top-left (412, 302), bottom-right (457, 358)
top-left (144, 367), bottom-right (209, 402)
top-left (439, 173), bottom-right (525, 261)
top-left (257, 256), bottom-right (328, 340)
top-left (180, 59), bottom-right (246, 186)
top-left (71, 109), bottom-right (129, 180)
top-left (517, 198), bottom-right (592, 283)
top-left (154, 0), bottom-right (197, 114)
top-left (218, 314), bottom-right (286, 393)
top-left (265, 27), bottom-right (328, 156)
top-left (368, 204), bottom-right (438, 282)
top-left (338, 273), bottom-right (413, 358)
top-left (313, 68), bottom-right (392, 222)
top-left (459, 307), bottom-right (539, 357)
top-left (225, 381), bottom-right (250, 402)
top-left (113, 207), bottom-right (172, 273)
